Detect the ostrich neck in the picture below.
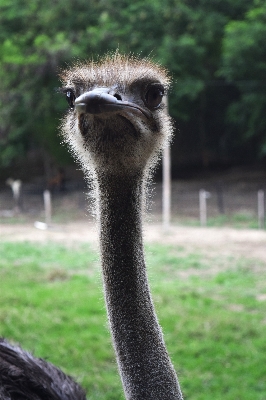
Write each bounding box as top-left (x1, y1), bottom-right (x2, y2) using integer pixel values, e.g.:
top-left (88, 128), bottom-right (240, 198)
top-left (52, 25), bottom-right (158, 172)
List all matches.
top-left (97, 173), bottom-right (182, 400)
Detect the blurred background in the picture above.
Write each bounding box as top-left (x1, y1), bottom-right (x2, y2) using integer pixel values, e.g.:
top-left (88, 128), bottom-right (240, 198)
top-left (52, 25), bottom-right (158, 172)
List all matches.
top-left (0, 0), bottom-right (266, 225)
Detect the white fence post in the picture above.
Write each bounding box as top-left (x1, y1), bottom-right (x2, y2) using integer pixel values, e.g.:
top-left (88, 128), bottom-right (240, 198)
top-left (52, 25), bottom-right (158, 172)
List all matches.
top-left (199, 189), bottom-right (211, 226)
top-left (162, 143), bottom-right (171, 231)
top-left (6, 178), bottom-right (22, 213)
top-left (44, 190), bottom-right (52, 226)
top-left (162, 95), bottom-right (171, 231)
top-left (258, 190), bottom-right (264, 229)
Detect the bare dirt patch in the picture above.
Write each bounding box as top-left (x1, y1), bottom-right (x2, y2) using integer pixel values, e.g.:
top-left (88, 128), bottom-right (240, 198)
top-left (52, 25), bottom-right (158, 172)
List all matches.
top-left (1, 222), bottom-right (266, 263)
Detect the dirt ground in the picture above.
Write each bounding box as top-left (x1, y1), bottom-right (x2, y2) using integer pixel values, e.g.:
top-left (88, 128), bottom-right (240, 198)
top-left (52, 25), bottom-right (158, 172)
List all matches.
top-left (2, 167), bottom-right (266, 264)
top-left (1, 222), bottom-right (266, 263)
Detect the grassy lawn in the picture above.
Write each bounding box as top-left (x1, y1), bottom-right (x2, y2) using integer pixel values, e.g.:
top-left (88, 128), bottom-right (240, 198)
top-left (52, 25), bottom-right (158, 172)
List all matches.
top-left (0, 241), bottom-right (266, 399)
top-left (173, 212), bottom-right (261, 230)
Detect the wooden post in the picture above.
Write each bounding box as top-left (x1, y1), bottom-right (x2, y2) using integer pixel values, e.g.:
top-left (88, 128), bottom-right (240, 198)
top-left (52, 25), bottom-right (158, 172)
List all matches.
top-left (258, 190), bottom-right (264, 229)
top-left (199, 189), bottom-right (210, 226)
top-left (162, 96), bottom-right (171, 231)
top-left (162, 144), bottom-right (171, 231)
top-left (43, 190), bottom-right (52, 226)
top-left (6, 178), bottom-right (22, 213)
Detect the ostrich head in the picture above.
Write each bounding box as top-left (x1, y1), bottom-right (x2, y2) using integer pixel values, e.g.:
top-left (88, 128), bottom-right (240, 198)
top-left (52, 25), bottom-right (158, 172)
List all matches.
top-left (59, 52), bottom-right (173, 178)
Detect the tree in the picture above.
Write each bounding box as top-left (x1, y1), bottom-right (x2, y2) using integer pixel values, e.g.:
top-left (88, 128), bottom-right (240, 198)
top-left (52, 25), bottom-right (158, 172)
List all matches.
top-left (0, 0), bottom-right (263, 173)
top-left (220, 1), bottom-right (266, 161)
top-left (0, 0), bottom-right (101, 169)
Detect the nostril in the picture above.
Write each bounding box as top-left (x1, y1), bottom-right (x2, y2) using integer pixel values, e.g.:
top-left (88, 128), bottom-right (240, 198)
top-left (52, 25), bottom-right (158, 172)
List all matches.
top-left (113, 93), bottom-right (122, 101)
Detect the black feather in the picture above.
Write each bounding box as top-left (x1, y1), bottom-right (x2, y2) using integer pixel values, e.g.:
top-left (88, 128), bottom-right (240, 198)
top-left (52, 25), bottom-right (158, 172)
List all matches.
top-left (0, 339), bottom-right (87, 400)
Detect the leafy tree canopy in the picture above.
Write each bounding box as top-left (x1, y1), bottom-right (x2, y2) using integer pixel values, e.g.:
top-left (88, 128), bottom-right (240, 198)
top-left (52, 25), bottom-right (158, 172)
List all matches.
top-left (219, 1), bottom-right (266, 158)
top-left (0, 0), bottom-right (264, 172)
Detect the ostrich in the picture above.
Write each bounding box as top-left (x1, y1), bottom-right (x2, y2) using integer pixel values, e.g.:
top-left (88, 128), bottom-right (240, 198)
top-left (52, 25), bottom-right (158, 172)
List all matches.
top-left (0, 53), bottom-right (183, 400)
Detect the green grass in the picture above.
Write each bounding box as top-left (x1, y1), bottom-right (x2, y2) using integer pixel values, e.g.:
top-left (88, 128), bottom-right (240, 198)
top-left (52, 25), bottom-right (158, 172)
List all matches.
top-left (1, 241), bottom-right (266, 399)
top-left (0, 209), bottom-right (262, 230)
top-left (175, 211), bottom-right (261, 229)
top-left (207, 212), bottom-right (259, 229)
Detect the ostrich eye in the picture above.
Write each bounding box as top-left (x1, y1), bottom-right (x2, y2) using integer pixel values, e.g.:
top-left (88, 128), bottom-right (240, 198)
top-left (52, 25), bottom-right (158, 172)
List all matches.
top-left (66, 90), bottom-right (76, 109)
top-left (144, 84), bottom-right (164, 110)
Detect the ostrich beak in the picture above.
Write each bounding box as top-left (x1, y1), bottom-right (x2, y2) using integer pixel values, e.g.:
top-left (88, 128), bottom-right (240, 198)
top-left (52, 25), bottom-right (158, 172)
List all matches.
top-left (74, 88), bottom-right (151, 119)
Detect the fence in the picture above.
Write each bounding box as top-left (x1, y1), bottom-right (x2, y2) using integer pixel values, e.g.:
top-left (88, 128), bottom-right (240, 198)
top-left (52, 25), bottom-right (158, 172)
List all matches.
top-left (0, 179), bottom-right (265, 229)
top-left (154, 180), bottom-right (266, 229)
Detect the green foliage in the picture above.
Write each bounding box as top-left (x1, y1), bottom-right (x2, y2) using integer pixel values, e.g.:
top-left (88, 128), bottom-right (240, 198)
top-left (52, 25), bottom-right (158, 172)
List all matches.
top-left (0, 0), bottom-right (265, 169)
top-left (1, 241), bottom-right (266, 399)
top-left (220, 2), bottom-right (266, 158)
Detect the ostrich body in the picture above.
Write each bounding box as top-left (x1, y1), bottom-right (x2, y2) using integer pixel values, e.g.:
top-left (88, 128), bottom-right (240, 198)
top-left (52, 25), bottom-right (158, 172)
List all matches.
top-left (0, 338), bottom-right (86, 400)
top-left (0, 53), bottom-right (183, 400)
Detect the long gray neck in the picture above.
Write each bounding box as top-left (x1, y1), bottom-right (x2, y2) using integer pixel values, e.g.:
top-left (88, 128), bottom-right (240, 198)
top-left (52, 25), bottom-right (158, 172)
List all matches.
top-left (96, 173), bottom-right (183, 400)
